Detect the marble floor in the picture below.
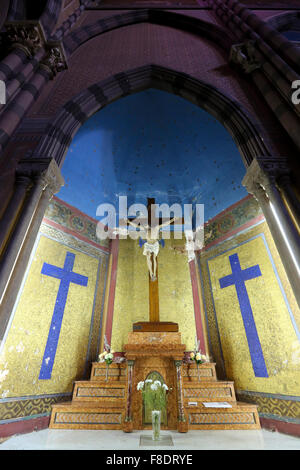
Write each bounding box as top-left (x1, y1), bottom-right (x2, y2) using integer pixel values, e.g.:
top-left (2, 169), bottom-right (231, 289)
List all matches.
top-left (0, 428), bottom-right (300, 450)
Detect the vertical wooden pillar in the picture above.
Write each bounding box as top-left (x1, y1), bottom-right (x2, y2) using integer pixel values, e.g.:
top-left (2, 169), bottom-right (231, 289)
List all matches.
top-left (147, 198), bottom-right (160, 323)
top-left (174, 360), bottom-right (188, 433)
top-left (123, 359), bottom-right (134, 432)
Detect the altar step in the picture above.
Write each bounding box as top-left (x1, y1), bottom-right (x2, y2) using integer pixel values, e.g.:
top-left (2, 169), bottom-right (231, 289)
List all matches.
top-left (49, 361), bottom-right (261, 431)
top-left (90, 362), bottom-right (126, 382)
top-left (49, 362), bottom-right (127, 430)
top-left (181, 362), bottom-right (260, 430)
top-left (183, 381), bottom-right (236, 404)
top-left (73, 381), bottom-right (126, 404)
top-left (49, 401), bottom-right (125, 430)
top-left (186, 402), bottom-right (261, 430)
top-left (182, 362), bottom-right (217, 382)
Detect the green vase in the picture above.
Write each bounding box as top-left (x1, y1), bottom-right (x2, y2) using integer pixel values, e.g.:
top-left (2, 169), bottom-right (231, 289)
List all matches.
top-left (152, 410), bottom-right (161, 441)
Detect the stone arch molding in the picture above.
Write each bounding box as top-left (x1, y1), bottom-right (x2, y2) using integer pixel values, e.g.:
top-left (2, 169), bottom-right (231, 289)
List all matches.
top-left (33, 64), bottom-right (271, 168)
top-left (266, 11), bottom-right (300, 32)
top-left (62, 9), bottom-right (234, 57)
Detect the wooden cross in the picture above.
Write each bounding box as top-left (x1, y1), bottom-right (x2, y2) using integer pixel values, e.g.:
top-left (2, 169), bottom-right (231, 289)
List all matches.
top-left (147, 198), bottom-right (159, 323)
top-left (127, 198), bottom-right (183, 332)
top-left (146, 198), bottom-right (184, 323)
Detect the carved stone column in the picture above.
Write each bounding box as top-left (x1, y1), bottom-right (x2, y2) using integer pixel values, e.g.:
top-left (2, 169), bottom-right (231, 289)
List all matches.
top-left (174, 360), bottom-right (188, 433)
top-left (0, 21), bottom-right (47, 84)
top-left (123, 359), bottom-right (134, 432)
top-left (3, 48), bottom-right (46, 109)
top-left (0, 158), bottom-right (64, 341)
top-left (242, 157), bottom-right (300, 308)
top-left (0, 22), bottom-right (67, 155)
top-left (276, 172), bottom-right (300, 230)
top-left (0, 173), bottom-right (32, 254)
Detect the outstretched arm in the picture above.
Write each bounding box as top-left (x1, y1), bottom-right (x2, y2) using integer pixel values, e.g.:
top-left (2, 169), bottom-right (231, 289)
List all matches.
top-left (126, 218), bottom-right (145, 229)
top-left (126, 219), bottom-right (148, 236)
top-left (158, 216), bottom-right (181, 228)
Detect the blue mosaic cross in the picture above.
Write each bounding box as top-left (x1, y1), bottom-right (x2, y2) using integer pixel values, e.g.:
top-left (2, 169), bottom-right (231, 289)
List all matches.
top-left (219, 253), bottom-right (268, 378)
top-left (39, 251), bottom-right (88, 380)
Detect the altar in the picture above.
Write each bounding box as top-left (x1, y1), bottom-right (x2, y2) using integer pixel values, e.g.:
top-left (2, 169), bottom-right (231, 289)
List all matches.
top-left (48, 203), bottom-right (261, 432)
top-left (123, 330), bottom-right (186, 432)
top-left (49, 324), bottom-right (261, 431)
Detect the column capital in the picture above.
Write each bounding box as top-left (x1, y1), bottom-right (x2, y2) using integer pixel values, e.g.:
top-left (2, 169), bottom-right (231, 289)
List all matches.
top-left (16, 157), bottom-right (64, 196)
top-left (174, 360), bottom-right (183, 368)
top-left (242, 158), bottom-right (270, 202)
top-left (255, 155), bottom-right (291, 184)
top-left (2, 22), bottom-right (68, 79)
top-left (2, 20), bottom-right (47, 58)
top-left (14, 172), bottom-right (33, 189)
top-left (229, 40), bottom-right (261, 74)
top-left (242, 156), bottom-right (292, 201)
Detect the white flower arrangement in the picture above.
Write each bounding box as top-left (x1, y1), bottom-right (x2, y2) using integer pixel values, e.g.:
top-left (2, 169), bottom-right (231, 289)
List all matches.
top-left (190, 336), bottom-right (209, 364)
top-left (137, 381), bottom-right (144, 390)
top-left (98, 350), bottom-right (114, 365)
top-left (189, 351), bottom-right (209, 364)
top-left (137, 378), bottom-right (169, 411)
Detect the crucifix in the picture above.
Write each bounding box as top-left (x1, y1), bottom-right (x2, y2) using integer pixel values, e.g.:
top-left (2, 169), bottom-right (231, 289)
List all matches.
top-left (127, 198), bottom-right (182, 331)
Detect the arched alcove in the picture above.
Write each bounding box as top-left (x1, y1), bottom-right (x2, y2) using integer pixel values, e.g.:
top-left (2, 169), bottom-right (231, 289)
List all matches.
top-left (56, 87), bottom-right (249, 225)
top-left (34, 64), bottom-right (271, 169)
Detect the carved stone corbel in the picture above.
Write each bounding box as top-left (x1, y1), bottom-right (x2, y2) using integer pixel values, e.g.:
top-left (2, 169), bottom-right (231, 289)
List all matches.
top-left (39, 42), bottom-right (68, 79)
top-left (229, 40), bottom-right (261, 74)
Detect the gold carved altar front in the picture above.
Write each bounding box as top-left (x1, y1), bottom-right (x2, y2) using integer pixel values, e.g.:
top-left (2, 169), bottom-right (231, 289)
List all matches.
top-left (124, 331), bottom-right (186, 430)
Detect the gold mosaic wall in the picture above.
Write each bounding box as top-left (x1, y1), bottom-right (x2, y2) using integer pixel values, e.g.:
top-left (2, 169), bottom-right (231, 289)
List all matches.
top-left (199, 217), bottom-right (300, 422)
top-left (0, 200), bottom-right (109, 424)
top-left (111, 235), bottom-right (197, 351)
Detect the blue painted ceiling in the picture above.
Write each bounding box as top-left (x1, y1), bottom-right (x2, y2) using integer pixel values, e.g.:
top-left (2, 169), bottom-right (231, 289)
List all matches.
top-left (57, 89), bottom-right (248, 224)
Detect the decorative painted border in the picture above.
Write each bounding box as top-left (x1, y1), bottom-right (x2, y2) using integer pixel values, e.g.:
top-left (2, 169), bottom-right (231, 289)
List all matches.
top-left (44, 196), bottom-right (110, 251)
top-left (189, 259), bottom-right (207, 355)
top-left (236, 390), bottom-right (300, 424)
top-left (0, 393), bottom-right (71, 424)
top-left (201, 194), bottom-right (264, 251)
top-left (104, 238), bottom-right (120, 347)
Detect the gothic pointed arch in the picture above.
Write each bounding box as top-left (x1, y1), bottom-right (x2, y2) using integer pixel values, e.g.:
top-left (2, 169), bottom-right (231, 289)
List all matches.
top-left (33, 64), bottom-right (271, 168)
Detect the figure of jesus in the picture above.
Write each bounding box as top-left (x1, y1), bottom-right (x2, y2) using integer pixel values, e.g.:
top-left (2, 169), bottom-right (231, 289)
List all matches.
top-left (126, 216), bottom-right (178, 281)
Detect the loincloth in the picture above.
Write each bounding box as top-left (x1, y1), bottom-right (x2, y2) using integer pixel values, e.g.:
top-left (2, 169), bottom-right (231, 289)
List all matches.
top-left (143, 241), bottom-right (159, 257)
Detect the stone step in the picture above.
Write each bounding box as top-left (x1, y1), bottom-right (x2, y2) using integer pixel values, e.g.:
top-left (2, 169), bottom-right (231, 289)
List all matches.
top-left (49, 402), bottom-right (124, 430)
top-left (182, 362), bottom-right (217, 382)
top-left (90, 362), bottom-right (127, 382)
top-left (185, 402), bottom-right (261, 430)
top-left (183, 381), bottom-right (236, 403)
top-left (72, 381), bottom-right (126, 404)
